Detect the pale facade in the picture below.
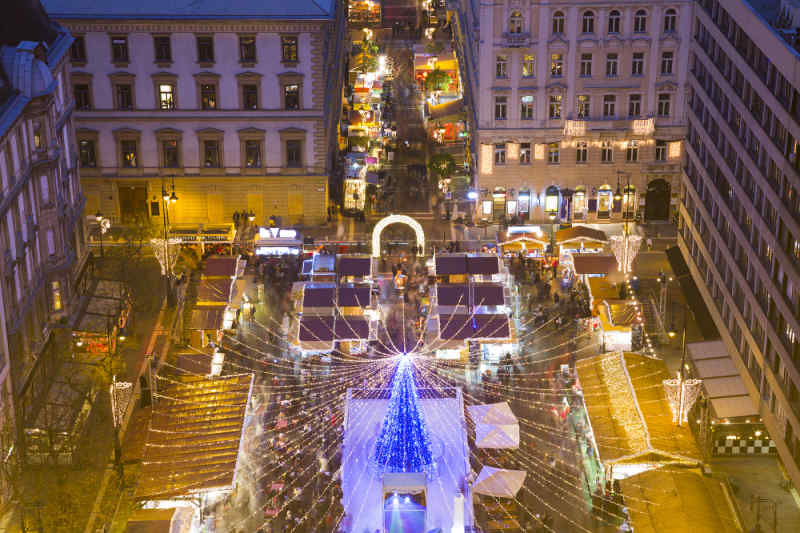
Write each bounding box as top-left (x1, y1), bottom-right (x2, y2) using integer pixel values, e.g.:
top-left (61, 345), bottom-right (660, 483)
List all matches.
top-left (451, 0), bottom-right (690, 223)
top-left (681, 0), bottom-right (800, 487)
top-left (44, 0), bottom-right (346, 227)
top-left (0, 24), bottom-right (88, 429)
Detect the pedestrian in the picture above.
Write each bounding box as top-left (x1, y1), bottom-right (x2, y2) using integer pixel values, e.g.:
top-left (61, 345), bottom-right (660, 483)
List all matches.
top-left (646, 236), bottom-right (653, 251)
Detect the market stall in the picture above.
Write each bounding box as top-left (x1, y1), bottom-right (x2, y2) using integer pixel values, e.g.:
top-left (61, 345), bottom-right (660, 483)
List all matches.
top-left (555, 225), bottom-right (608, 254)
top-left (72, 280), bottom-right (131, 356)
top-left (254, 227), bottom-right (302, 256)
top-left (575, 352), bottom-right (702, 482)
top-left (499, 233), bottom-right (548, 258)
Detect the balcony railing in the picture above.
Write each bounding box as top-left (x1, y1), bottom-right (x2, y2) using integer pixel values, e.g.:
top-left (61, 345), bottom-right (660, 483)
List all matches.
top-left (501, 32), bottom-right (532, 47)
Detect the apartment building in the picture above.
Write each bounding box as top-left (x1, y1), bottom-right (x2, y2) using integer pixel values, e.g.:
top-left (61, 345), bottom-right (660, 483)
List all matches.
top-left (682, 0), bottom-right (800, 486)
top-left (0, 5), bottom-right (88, 430)
top-left (450, 1), bottom-right (689, 224)
top-left (43, 0), bottom-right (346, 228)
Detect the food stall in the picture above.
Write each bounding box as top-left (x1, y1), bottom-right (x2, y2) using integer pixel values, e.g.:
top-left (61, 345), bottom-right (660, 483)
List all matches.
top-left (254, 227), bottom-right (302, 256)
top-left (555, 225), bottom-right (608, 254)
top-left (499, 233), bottom-right (548, 258)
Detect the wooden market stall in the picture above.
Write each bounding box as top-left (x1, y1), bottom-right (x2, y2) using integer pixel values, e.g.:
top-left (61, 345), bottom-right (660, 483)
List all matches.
top-left (499, 233), bottom-right (548, 258)
top-left (555, 225), bottom-right (608, 253)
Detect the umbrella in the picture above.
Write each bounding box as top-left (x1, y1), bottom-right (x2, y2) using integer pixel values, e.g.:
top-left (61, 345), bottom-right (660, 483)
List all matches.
top-left (472, 466), bottom-right (526, 498)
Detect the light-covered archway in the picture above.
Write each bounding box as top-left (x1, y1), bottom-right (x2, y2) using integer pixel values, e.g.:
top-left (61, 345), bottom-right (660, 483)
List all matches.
top-left (371, 215), bottom-right (425, 258)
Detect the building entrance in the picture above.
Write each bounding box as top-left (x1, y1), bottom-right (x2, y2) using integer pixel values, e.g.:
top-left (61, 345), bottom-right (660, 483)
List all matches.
top-left (118, 185), bottom-right (148, 224)
top-left (645, 179), bottom-right (670, 221)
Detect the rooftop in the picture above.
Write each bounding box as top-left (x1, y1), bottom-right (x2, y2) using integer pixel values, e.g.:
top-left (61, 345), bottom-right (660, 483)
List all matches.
top-left (41, 0), bottom-right (337, 19)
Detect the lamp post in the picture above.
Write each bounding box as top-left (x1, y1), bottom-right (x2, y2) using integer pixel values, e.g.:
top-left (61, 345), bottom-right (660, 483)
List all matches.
top-left (96, 211), bottom-right (104, 257)
top-left (666, 302), bottom-right (701, 426)
top-left (162, 180), bottom-right (178, 305)
top-left (548, 211), bottom-right (557, 256)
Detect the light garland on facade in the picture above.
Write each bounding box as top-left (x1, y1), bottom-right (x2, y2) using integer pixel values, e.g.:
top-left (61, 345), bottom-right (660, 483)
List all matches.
top-left (110, 378), bottom-right (133, 428)
top-left (150, 237), bottom-right (180, 275)
top-left (610, 234), bottom-right (642, 274)
top-left (663, 373), bottom-right (703, 425)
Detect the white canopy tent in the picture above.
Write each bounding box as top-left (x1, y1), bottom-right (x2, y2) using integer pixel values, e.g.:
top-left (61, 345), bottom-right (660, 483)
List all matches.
top-left (467, 402), bottom-right (520, 449)
top-left (472, 466), bottom-right (526, 498)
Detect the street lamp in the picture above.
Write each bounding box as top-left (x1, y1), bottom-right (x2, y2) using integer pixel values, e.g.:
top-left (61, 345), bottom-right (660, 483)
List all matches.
top-left (664, 301), bottom-right (702, 426)
top-left (95, 210), bottom-right (110, 258)
top-left (248, 210), bottom-right (256, 223)
top-left (161, 180), bottom-right (178, 305)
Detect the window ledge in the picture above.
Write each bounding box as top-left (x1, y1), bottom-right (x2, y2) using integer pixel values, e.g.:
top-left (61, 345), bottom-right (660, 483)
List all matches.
top-left (112, 62), bottom-right (130, 68)
top-left (198, 61), bottom-right (215, 68)
top-left (281, 60), bottom-right (299, 68)
top-left (155, 61), bottom-right (173, 68)
top-left (240, 61), bottom-right (257, 68)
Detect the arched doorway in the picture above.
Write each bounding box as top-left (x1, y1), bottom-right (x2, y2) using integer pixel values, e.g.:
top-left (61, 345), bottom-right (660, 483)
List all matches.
top-left (372, 215), bottom-right (425, 257)
top-left (645, 179), bottom-right (671, 221)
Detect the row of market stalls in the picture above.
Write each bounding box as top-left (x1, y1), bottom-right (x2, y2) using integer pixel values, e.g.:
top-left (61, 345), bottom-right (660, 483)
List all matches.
top-left (573, 351), bottom-right (744, 532)
top-left (188, 255), bottom-right (247, 349)
top-left (290, 254), bottom-right (378, 356)
top-left (426, 253), bottom-right (516, 363)
top-left (168, 223), bottom-right (237, 255)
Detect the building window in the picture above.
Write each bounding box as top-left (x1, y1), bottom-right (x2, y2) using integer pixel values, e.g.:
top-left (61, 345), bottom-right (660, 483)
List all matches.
top-left (239, 35), bottom-right (257, 62)
top-left (509, 11), bottom-right (523, 33)
top-left (582, 11), bottom-right (595, 34)
top-left (203, 140), bottom-right (220, 168)
top-left (577, 95), bottom-right (590, 118)
top-left (120, 140), bottom-right (138, 168)
top-left (548, 143), bottom-right (560, 164)
top-left (576, 141), bottom-right (588, 163)
top-left (154, 35), bottom-right (171, 62)
top-left (197, 36), bottom-right (214, 63)
top-left (242, 84), bottom-right (258, 109)
top-left (601, 141), bottom-right (613, 163)
top-left (244, 140), bottom-right (262, 168)
top-left (110, 36), bottom-right (129, 63)
top-left (655, 140), bottom-right (667, 161)
top-left (664, 8), bottom-right (677, 33)
top-left (633, 10), bottom-right (647, 33)
top-left (580, 54), bottom-right (592, 77)
top-left (158, 84), bottom-right (175, 110)
top-left (115, 83), bottom-right (133, 110)
top-left (657, 93), bottom-right (672, 117)
top-left (628, 94), bottom-right (642, 117)
top-left (74, 84), bottom-right (91, 110)
top-left (284, 84), bottom-right (300, 110)
top-left (70, 36), bottom-right (86, 62)
top-left (51, 281), bottom-right (62, 312)
top-left (496, 55), bottom-right (508, 78)
top-left (661, 51), bottom-right (674, 75)
top-left (606, 53), bottom-right (618, 77)
top-left (79, 139), bottom-right (96, 168)
top-left (286, 140), bottom-right (302, 167)
top-left (608, 10), bottom-right (621, 34)
top-left (549, 95), bottom-right (562, 119)
top-left (150, 201), bottom-right (160, 217)
top-left (603, 95), bottom-right (616, 117)
top-left (626, 140), bottom-right (639, 162)
top-left (552, 11), bottom-right (565, 34)
top-left (281, 36), bottom-right (298, 62)
top-left (551, 53), bottom-right (564, 77)
top-left (162, 140), bottom-right (179, 168)
top-left (632, 52), bottom-right (644, 76)
top-left (201, 83), bottom-right (217, 110)
top-left (520, 142), bottom-right (531, 164)
top-left (495, 96), bottom-right (507, 120)
top-left (522, 54), bottom-right (535, 77)
top-left (520, 95), bottom-right (534, 120)
top-left (494, 143), bottom-right (506, 165)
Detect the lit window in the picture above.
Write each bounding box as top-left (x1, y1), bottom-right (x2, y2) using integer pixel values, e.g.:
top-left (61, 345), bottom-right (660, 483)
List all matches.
top-left (494, 143), bottom-right (506, 165)
top-left (509, 11), bottom-right (523, 33)
top-left (577, 95), bottom-right (590, 118)
top-left (520, 142), bottom-right (531, 164)
top-left (551, 53), bottom-right (563, 77)
top-left (120, 140), bottom-right (137, 168)
top-left (520, 95), bottom-right (534, 120)
top-left (548, 143), bottom-right (560, 164)
top-left (522, 55), bottom-right (535, 77)
top-left (626, 140), bottom-right (639, 162)
top-left (159, 84), bottom-right (175, 110)
top-left (576, 141), bottom-right (588, 163)
top-left (549, 95), bottom-right (562, 119)
top-left (51, 281), bottom-right (62, 311)
top-left (284, 84), bottom-right (300, 110)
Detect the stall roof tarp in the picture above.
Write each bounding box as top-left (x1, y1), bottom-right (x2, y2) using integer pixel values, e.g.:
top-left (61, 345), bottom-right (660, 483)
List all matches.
top-left (175, 352), bottom-right (211, 376)
top-left (135, 373), bottom-right (253, 501)
top-left (575, 352), bottom-right (702, 466)
top-left (337, 256), bottom-right (371, 276)
top-left (334, 316), bottom-right (370, 340)
top-left (472, 467), bottom-right (526, 498)
top-left (687, 341), bottom-right (757, 419)
top-left (337, 285), bottom-right (371, 307)
top-left (303, 286), bottom-right (335, 308)
top-left (474, 423), bottom-right (520, 449)
top-left (711, 396), bottom-right (759, 419)
top-left (556, 226), bottom-right (608, 244)
top-left (467, 255), bottom-right (500, 275)
top-left (572, 254), bottom-right (619, 275)
top-left (439, 314), bottom-right (510, 340)
top-left (203, 256), bottom-right (238, 278)
top-left (437, 284), bottom-right (469, 306)
top-left (619, 468), bottom-right (743, 533)
top-left (435, 254), bottom-right (467, 275)
top-left (197, 278), bottom-right (233, 304)
top-left (499, 233), bottom-right (548, 247)
top-left (467, 402), bottom-right (518, 426)
top-left (299, 316), bottom-right (335, 342)
top-left (189, 307), bottom-right (225, 331)
top-left (124, 508), bottom-right (179, 533)
top-left (472, 283), bottom-right (505, 307)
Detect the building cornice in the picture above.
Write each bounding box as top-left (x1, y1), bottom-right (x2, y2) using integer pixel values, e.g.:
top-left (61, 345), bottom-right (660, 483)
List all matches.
top-left (57, 19), bottom-right (328, 35)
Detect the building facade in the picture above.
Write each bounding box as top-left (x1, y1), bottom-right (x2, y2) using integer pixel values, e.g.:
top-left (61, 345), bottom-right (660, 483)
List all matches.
top-left (450, 0), bottom-right (690, 224)
top-left (43, 0), bottom-right (346, 228)
top-left (0, 9), bottom-right (88, 432)
top-left (681, 0), bottom-right (800, 487)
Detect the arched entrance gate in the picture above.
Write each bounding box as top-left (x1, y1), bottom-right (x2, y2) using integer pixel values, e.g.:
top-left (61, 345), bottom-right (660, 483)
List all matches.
top-left (371, 215), bottom-right (425, 258)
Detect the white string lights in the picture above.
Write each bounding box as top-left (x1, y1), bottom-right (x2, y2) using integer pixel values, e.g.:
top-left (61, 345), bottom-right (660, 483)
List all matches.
top-left (150, 237), bottom-right (180, 275)
top-left (663, 373), bottom-right (703, 425)
top-left (610, 234), bottom-right (642, 274)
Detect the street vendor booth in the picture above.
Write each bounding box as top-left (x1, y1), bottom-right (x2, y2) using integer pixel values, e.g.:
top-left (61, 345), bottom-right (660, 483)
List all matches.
top-left (619, 467), bottom-right (743, 532)
top-left (189, 306), bottom-right (226, 348)
top-left (575, 352), bottom-right (702, 482)
top-left (72, 280), bottom-right (132, 355)
top-left (572, 254), bottom-right (619, 281)
top-left (597, 299), bottom-right (641, 352)
top-left (499, 233), bottom-right (548, 258)
top-left (436, 313), bottom-right (515, 362)
top-left (169, 223), bottom-right (236, 255)
top-left (555, 225), bottom-right (608, 253)
top-left (255, 227), bottom-right (302, 256)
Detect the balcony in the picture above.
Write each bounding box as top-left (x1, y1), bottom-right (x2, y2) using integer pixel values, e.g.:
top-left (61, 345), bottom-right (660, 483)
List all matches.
top-left (501, 32), bottom-right (532, 47)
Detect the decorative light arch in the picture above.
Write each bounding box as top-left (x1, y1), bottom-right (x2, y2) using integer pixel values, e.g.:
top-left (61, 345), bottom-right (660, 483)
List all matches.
top-left (371, 215), bottom-right (425, 258)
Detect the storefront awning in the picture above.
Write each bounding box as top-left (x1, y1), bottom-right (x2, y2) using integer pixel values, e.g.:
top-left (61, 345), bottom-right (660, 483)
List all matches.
top-left (687, 340), bottom-right (758, 420)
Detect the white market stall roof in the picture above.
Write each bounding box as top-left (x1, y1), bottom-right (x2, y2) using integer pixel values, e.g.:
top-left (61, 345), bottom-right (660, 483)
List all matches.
top-left (686, 340), bottom-right (758, 420)
top-left (472, 466), bottom-right (526, 498)
top-left (468, 402), bottom-right (520, 449)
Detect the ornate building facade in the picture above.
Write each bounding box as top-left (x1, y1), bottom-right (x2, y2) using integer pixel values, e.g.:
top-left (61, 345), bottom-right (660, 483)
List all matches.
top-left (43, 0), bottom-right (346, 228)
top-left (450, 0), bottom-right (690, 224)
